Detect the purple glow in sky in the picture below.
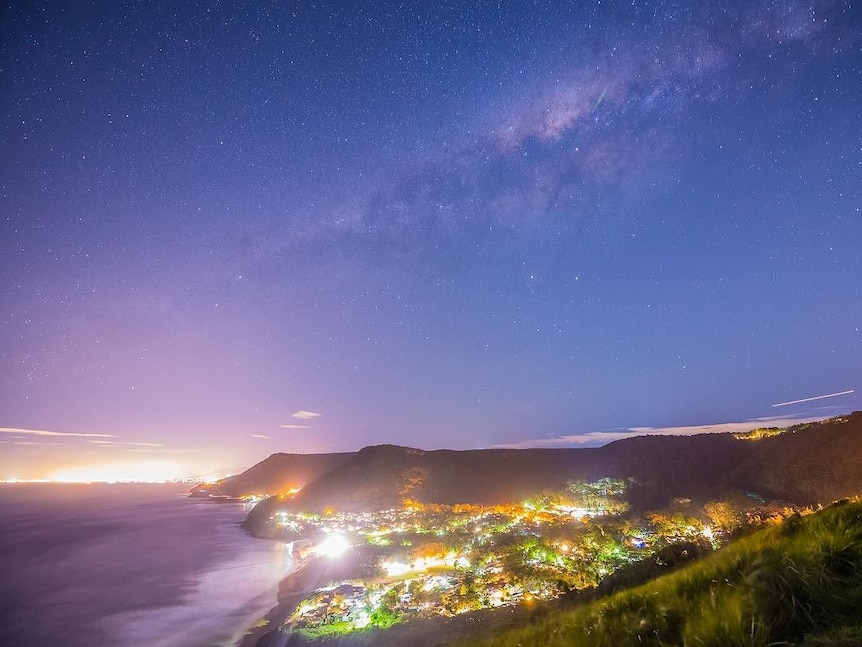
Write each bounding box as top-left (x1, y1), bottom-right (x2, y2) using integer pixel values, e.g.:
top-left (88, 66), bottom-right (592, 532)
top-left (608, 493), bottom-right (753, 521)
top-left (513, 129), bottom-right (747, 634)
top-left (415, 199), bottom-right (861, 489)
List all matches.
top-left (2, 1), bottom-right (860, 479)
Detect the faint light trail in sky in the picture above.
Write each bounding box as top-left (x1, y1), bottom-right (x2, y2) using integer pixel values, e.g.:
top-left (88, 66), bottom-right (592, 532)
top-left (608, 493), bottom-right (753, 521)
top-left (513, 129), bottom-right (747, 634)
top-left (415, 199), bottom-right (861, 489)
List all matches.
top-left (772, 390), bottom-right (855, 408)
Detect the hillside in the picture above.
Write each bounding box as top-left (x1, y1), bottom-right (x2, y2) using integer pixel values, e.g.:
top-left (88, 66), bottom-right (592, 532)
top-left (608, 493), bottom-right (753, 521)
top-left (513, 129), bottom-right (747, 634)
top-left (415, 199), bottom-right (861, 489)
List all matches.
top-left (730, 412), bottom-right (862, 504)
top-left (597, 432), bottom-right (750, 509)
top-left (237, 412), bottom-right (862, 533)
top-left (242, 444), bottom-right (604, 535)
top-left (190, 451), bottom-right (355, 498)
top-left (264, 413), bottom-right (862, 511)
top-left (281, 444), bottom-right (604, 512)
top-left (460, 498), bottom-right (862, 647)
top-left (268, 432), bottom-right (754, 514)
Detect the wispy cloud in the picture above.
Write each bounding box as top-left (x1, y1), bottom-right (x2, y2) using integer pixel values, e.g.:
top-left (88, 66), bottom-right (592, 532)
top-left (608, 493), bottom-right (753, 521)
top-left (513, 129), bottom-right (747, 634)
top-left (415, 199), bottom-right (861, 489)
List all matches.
top-left (0, 427), bottom-right (116, 439)
top-left (124, 447), bottom-right (199, 454)
top-left (494, 414), bottom-right (827, 449)
top-left (85, 440), bottom-right (164, 448)
top-left (8, 441), bottom-right (64, 446)
top-left (251, 434), bottom-right (270, 439)
top-left (290, 411), bottom-right (321, 420)
top-left (78, 439), bottom-right (187, 454)
top-left (280, 424), bottom-right (310, 430)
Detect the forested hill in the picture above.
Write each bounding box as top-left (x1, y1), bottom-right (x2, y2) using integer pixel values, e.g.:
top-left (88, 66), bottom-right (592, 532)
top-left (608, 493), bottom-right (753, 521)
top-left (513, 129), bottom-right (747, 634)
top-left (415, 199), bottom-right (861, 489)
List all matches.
top-left (204, 412), bottom-right (862, 517)
top-left (190, 451), bottom-right (355, 498)
top-left (729, 412), bottom-right (862, 503)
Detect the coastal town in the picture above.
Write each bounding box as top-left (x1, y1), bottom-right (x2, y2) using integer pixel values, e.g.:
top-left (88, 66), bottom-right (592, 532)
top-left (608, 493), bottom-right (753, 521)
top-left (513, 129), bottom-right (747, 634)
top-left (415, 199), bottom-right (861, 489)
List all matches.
top-left (262, 478), bottom-right (796, 639)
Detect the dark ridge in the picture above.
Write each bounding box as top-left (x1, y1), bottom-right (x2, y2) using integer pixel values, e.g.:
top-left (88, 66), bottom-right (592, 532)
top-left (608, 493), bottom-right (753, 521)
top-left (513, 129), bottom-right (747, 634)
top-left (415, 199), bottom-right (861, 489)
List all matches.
top-left (729, 411), bottom-right (862, 504)
top-left (276, 432), bottom-right (751, 514)
top-left (231, 413), bottom-right (862, 538)
top-left (190, 451), bottom-right (355, 498)
top-left (283, 444), bottom-right (605, 513)
top-left (597, 432), bottom-right (751, 509)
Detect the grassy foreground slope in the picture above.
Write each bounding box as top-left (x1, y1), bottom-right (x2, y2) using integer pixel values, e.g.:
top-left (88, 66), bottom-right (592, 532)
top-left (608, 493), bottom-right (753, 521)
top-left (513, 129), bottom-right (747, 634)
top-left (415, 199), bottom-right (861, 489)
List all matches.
top-left (461, 499), bottom-right (862, 647)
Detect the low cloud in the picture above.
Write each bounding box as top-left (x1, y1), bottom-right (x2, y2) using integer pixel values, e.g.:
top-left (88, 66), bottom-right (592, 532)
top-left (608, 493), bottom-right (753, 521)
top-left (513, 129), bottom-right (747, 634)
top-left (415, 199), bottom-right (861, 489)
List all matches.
top-left (124, 447), bottom-right (199, 454)
top-left (494, 414), bottom-right (826, 449)
top-left (9, 440), bottom-right (64, 446)
top-left (86, 440), bottom-right (164, 448)
top-left (291, 410), bottom-right (321, 420)
top-left (0, 427), bottom-right (117, 438)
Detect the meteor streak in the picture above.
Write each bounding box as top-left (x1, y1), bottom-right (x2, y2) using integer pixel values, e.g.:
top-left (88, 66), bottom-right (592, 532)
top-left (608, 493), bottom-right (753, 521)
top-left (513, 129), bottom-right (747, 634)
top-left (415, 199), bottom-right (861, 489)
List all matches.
top-left (593, 87), bottom-right (607, 110)
top-left (772, 390), bottom-right (854, 408)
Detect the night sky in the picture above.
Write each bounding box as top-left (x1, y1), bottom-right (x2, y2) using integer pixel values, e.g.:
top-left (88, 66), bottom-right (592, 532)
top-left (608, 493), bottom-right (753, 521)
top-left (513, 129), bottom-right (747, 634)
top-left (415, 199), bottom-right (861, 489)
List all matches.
top-left (2, 1), bottom-right (861, 480)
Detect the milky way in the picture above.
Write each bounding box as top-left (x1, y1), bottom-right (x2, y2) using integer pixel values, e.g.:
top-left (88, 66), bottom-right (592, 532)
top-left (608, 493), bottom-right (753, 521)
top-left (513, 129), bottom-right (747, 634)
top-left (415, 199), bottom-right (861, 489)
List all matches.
top-left (1, 1), bottom-right (860, 478)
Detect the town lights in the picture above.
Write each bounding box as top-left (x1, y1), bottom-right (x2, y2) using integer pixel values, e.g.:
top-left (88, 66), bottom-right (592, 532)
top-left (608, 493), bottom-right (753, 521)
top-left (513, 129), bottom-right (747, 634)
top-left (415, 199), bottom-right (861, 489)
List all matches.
top-left (316, 533), bottom-right (350, 558)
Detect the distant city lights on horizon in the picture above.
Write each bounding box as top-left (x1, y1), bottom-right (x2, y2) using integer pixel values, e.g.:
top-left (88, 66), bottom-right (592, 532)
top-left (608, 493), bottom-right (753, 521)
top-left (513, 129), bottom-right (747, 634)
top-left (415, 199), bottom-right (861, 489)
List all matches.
top-left (0, 461), bottom-right (234, 485)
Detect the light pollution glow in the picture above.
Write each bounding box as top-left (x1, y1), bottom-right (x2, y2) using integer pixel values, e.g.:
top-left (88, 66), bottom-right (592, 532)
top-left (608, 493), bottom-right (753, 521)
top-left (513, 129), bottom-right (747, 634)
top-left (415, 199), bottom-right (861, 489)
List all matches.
top-left (45, 461), bottom-right (188, 484)
top-left (0, 465), bottom-right (229, 484)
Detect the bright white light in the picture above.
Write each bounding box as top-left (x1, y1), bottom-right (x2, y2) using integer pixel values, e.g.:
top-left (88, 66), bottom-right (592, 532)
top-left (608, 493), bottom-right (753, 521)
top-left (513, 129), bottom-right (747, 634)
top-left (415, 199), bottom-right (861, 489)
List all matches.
top-left (381, 560), bottom-right (410, 577)
top-left (316, 533), bottom-right (350, 558)
top-left (702, 526), bottom-right (714, 540)
top-left (354, 611), bottom-right (371, 628)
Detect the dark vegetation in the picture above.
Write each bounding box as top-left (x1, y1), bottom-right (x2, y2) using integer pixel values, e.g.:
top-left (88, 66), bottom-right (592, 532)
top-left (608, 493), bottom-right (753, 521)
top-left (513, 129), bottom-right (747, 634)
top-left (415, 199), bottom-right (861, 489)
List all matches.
top-left (730, 414), bottom-right (862, 504)
top-left (190, 451), bottom-right (354, 498)
top-left (237, 412), bottom-right (862, 536)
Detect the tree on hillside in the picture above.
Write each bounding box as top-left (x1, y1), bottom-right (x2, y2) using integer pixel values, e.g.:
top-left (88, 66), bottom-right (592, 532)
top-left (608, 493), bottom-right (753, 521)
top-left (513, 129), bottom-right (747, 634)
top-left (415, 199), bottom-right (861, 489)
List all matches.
top-left (703, 501), bottom-right (744, 533)
top-left (567, 477), bottom-right (633, 515)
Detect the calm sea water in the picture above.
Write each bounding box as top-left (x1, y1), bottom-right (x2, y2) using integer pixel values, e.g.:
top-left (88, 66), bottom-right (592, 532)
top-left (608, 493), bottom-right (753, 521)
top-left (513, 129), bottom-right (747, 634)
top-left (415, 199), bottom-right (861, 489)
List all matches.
top-left (0, 483), bottom-right (295, 647)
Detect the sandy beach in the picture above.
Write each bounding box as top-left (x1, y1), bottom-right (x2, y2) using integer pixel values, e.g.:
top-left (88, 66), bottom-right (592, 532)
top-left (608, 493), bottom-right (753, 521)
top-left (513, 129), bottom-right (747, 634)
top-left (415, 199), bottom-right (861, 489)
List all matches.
top-left (237, 550), bottom-right (370, 647)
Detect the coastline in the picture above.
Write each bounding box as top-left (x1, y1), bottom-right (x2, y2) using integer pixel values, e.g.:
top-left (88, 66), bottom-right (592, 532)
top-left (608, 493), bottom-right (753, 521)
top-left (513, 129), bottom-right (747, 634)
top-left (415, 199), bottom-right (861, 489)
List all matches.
top-left (235, 558), bottom-right (588, 647)
top-left (237, 550), bottom-right (369, 647)
top-left (225, 583), bottom-right (294, 647)
top-left (236, 557), bottom-right (311, 647)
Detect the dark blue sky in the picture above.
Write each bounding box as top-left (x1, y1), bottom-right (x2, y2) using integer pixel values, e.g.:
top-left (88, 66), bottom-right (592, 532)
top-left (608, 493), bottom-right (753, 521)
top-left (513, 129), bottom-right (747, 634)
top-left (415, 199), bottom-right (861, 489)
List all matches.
top-left (2, 1), bottom-right (860, 479)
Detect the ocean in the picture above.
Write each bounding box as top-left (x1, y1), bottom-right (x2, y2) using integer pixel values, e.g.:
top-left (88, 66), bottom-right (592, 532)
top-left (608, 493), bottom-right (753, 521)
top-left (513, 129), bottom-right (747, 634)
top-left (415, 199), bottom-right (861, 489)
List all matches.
top-left (0, 483), bottom-right (296, 647)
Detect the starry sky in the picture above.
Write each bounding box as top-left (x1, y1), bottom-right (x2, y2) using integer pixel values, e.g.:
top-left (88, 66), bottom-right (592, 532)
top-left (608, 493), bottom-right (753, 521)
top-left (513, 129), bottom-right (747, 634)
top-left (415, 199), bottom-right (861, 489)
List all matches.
top-left (2, 1), bottom-right (861, 480)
